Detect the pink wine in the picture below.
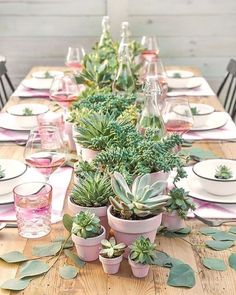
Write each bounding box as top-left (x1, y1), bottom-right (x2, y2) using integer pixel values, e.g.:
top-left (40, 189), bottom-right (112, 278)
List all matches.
top-left (165, 120), bottom-right (192, 134)
top-left (141, 49), bottom-right (159, 61)
top-left (65, 61), bottom-right (83, 71)
top-left (51, 92), bottom-right (77, 108)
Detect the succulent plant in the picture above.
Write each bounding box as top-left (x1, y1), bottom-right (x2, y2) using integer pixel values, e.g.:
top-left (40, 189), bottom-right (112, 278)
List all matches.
top-left (129, 236), bottom-right (156, 264)
top-left (166, 187), bottom-right (196, 219)
top-left (215, 165), bottom-right (233, 179)
top-left (110, 171), bottom-right (170, 219)
top-left (74, 160), bottom-right (97, 180)
top-left (0, 165), bottom-right (5, 179)
top-left (22, 107), bottom-right (33, 116)
top-left (70, 173), bottom-right (113, 207)
top-left (72, 211), bottom-right (102, 239)
top-left (99, 237), bottom-right (126, 258)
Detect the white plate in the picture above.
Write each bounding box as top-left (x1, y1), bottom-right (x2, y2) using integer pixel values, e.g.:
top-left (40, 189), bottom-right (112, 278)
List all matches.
top-left (176, 167), bottom-right (236, 204)
top-left (7, 103), bottom-right (49, 116)
top-left (167, 77), bottom-right (202, 89)
top-left (189, 103), bottom-right (214, 116)
top-left (166, 70), bottom-right (194, 79)
top-left (32, 70), bottom-right (64, 79)
top-left (191, 112), bottom-right (228, 131)
top-left (0, 113), bottom-right (32, 131)
top-left (0, 168), bottom-right (46, 204)
top-left (22, 78), bottom-right (53, 90)
top-left (0, 159), bottom-right (27, 182)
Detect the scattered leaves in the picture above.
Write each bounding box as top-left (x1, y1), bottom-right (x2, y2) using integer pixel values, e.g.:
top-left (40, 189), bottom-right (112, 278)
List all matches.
top-left (1, 279), bottom-right (30, 291)
top-left (32, 242), bottom-right (62, 258)
top-left (202, 258), bottom-right (227, 271)
top-left (52, 237), bottom-right (74, 249)
top-left (229, 227), bottom-right (236, 235)
top-left (205, 240), bottom-right (234, 251)
top-left (199, 227), bottom-right (220, 236)
top-left (0, 251), bottom-right (28, 263)
top-left (228, 253), bottom-right (236, 271)
top-left (63, 214), bottom-right (73, 233)
top-left (211, 231), bottom-right (236, 241)
top-left (160, 227), bottom-right (191, 238)
top-left (59, 265), bottom-right (78, 280)
top-left (167, 264), bottom-right (195, 288)
top-left (64, 249), bottom-right (86, 268)
top-left (19, 260), bottom-right (49, 279)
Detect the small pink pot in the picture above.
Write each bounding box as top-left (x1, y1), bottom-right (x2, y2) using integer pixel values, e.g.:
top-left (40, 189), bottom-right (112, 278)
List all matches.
top-left (99, 255), bottom-right (123, 274)
top-left (107, 206), bottom-right (162, 258)
top-left (161, 211), bottom-right (185, 231)
top-left (81, 147), bottom-right (100, 162)
top-left (128, 256), bottom-right (150, 278)
top-left (68, 198), bottom-right (110, 236)
top-left (72, 226), bottom-right (106, 261)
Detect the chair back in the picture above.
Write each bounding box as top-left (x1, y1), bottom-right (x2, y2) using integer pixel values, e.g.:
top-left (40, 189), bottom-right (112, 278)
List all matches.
top-left (0, 59), bottom-right (15, 110)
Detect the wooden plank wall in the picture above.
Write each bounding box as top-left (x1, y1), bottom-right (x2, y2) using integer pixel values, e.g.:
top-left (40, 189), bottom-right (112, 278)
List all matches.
top-left (0, 0), bottom-right (235, 92)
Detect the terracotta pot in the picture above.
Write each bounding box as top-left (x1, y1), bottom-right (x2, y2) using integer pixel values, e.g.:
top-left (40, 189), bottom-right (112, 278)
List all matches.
top-left (107, 206), bottom-right (162, 258)
top-left (68, 197), bottom-right (110, 235)
top-left (99, 254), bottom-right (123, 274)
top-left (72, 226), bottom-right (106, 261)
top-left (128, 256), bottom-right (150, 278)
top-left (161, 211), bottom-right (185, 231)
top-left (81, 147), bottom-right (100, 162)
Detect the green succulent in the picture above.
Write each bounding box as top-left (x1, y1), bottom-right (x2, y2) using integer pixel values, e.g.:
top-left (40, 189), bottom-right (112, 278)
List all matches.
top-left (70, 173), bottom-right (113, 207)
top-left (74, 160), bottom-right (97, 180)
top-left (99, 237), bottom-right (126, 258)
top-left (129, 236), bottom-right (156, 265)
top-left (117, 104), bottom-right (141, 126)
top-left (215, 165), bottom-right (233, 179)
top-left (22, 107), bottom-right (33, 116)
top-left (110, 171), bottom-right (170, 219)
top-left (0, 165), bottom-right (5, 179)
top-left (166, 187), bottom-right (196, 219)
top-left (72, 211), bottom-right (102, 239)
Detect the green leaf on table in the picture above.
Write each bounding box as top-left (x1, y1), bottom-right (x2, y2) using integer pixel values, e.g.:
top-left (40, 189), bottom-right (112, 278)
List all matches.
top-left (1, 279), bottom-right (30, 291)
top-left (52, 237), bottom-right (74, 249)
top-left (205, 240), bottom-right (234, 251)
top-left (199, 227), bottom-right (220, 236)
top-left (175, 227), bottom-right (191, 235)
top-left (19, 260), bottom-right (49, 279)
top-left (64, 249), bottom-right (86, 268)
top-left (211, 231), bottom-right (236, 241)
top-left (202, 258), bottom-right (227, 271)
top-left (229, 227), bottom-right (236, 235)
top-left (161, 227), bottom-right (191, 238)
top-left (228, 253), bottom-right (236, 271)
top-left (167, 264), bottom-right (195, 288)
top-left (0, 251), bottom-right (28, 263)
top-left (59, 265), bottom-right (78, 279)
top-left (181, 147), bottom-right (217, 160)
top-left (153, 251), bottom-right (172, 267)
top-left (170, 257), bottom-right (185, 267)
top-left (63, 214), bottom-right (73, 232)
top-left (32, 242), bottom-right (62, 257)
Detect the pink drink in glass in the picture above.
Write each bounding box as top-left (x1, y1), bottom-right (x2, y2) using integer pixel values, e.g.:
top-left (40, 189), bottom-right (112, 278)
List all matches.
top-left (13, 182), bottom-right (52, 238)
top-left (50, 92), bottom-right (77, 109)
top-left (65, 61), bottom-right (83, 72)
top-left (37, 111), bottom-right (64, 138)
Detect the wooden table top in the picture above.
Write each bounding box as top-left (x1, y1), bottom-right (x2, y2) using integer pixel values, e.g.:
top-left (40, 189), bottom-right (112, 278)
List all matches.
top-left (0, 67), bottom-right (236, 295)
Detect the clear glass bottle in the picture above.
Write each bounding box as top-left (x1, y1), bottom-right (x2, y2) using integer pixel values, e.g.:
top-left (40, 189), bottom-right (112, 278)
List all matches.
top-left (98, 16), bottom-right (113, 48)
top-left (118, 21), bottom-right (130, 59)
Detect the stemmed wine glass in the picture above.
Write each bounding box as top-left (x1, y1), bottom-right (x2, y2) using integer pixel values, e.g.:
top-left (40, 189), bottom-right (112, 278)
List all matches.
top-left (24, 126), bottom-right (67, 181)
top-left (65, 46), bottom-right (85, 74)
top-left (141, 36), bottom-right (160, 61)
top-left (161, 97), bottom-right (194, 135)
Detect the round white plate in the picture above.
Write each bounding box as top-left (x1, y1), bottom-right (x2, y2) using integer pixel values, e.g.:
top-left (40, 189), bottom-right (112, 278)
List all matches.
top-left (176, 167), bottom-right (236, 204)
top-left (166, 70), bottom-right (194, 79)
top-left (22, 78), bottom-right (53, 90)
top-left (191, 112), bottom-right (228, 131)
top-left (0, 113), bottom-right (32, 131)
top-left (32, 70), bottom-right (64, 79)
top-left (190, 103), bottom-right (214, 116)
top-left (0, 168), bottom-right (46, 204)
top-left (167, 77), bottom-right (202, 89)
top-left (7, 103), bottom-right (49, 116)
top-left (0, 159), bottom-right (27, 183)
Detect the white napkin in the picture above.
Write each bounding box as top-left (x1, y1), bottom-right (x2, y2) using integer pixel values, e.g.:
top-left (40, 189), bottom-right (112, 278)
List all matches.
top-left (13, 84), bottom-right (49, 98)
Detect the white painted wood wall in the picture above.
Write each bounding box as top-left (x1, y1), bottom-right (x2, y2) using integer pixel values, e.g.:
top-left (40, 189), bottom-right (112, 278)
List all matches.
top-left (0, 0), bottom-right (235, 92)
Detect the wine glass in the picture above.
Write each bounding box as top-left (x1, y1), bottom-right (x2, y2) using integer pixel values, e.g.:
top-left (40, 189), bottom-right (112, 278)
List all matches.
top-left (161, 97), bottom-right (194, 135)
top-left (141, 36), bottom-right (160, 61)
top-left (24, 126), bottom-right (67, 181)
top-left (65, 46), bottom-right (85, 74)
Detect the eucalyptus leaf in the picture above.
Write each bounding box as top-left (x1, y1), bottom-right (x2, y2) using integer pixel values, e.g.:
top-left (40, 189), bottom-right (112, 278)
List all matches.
top-left (52, 237), bottom-right (74, 249)
top-left (228, 253), bottom-right (236, 271)
top-left (205, 240), bottom-right (234, 251)
top-left (153, 251), bottom-right (172, 268)
top-left (211, 231), bottom-right (236, 241)
top-left (19, 260), bottom-right (49, 279)
top-left (59, 265), bottom-right (78, 279)
top-left (0, 251), bottom-right (28, 263)
top-left (181, 147), bottom-right (217, 160)
top-left (32, 242), bottom-right (62, 257)
top-left (175, 227), bottom-right (191, 235)
top-left (167, 264), bottom-right (195, 288)
top-left (229, 227), bottom-right (236, 235)
top-left (63, 214), bottom-right (73, 232)
top-left (161, 227), bottom-right (191, 238)
top-left (199, 227), bottom-right (220, 236)
top-left (1, 279), bottom-right (30, 291)
top-left (202, 258), bottom-right (227, 271)
top-left (64, 249), bottom-right (86, 268)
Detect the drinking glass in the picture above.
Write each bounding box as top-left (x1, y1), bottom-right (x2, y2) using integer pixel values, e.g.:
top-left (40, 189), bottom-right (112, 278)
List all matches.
top-left (24, 126), bottom-right (66, 181)
top-left (37, 111), bottom-right (65, 139)
top-left (13, 182), bottom-right (52, 238)
top-left (141, 36), bottom-right (160, 61)
top-left (161, 97), bottom-right (194, 135)
top-left (65, 46), bottom-right (85, 74)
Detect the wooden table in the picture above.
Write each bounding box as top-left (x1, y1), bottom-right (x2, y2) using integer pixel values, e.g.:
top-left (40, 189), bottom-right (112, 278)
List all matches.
top-left (0, 67), bottom-right (236, 295)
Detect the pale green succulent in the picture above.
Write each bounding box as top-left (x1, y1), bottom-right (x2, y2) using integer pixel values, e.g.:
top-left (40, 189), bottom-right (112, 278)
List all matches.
top-left (99, 237), bottom-right (126, 258)
top-left (129, 236), bottom-right (156, 265)
top-left (110, 171), bottom-right (170, 219)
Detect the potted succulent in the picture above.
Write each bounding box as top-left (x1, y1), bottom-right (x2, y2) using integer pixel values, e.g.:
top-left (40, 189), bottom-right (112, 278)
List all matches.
top-left (99, 237), bottom-right (126, 274)
top-left (161, 187), bottom-right (196, 230)
top-left (128, 236), bottom-right (156, 278)
top-left (68, 172), bottom-right (113, 234)
top-left (71, 211), bottom-right (106, 261)
top-left (108, 171), bottom-right (170, 257)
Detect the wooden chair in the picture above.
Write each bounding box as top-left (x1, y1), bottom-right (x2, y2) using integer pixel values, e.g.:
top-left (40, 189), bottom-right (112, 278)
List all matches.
top-left (0, 58), bottom-right (15, 110)
top-left (217, 59), bottom-right (236, 119)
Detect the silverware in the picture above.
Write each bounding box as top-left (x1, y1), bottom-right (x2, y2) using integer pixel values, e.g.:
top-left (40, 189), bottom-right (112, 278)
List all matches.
top-left (0, 222), bottom-right (18, 231)
top-left (194, 213), bottom-right (236, 227)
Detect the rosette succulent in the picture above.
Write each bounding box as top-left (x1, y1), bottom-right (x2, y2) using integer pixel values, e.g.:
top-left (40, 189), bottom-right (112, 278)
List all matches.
top-left (129, 236), bottom-right (156, 264)
top-left (99, 237), bottom-right (126, 258)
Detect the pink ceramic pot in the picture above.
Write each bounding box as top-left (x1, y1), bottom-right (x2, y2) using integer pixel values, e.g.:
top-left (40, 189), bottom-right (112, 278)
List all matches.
top-left (128, 256), bottom-right (150, 278)
top-left (64, 121), bottom-right (76, 152)
top-left (68, 198), bottom-right (110, 236)
top-left (161, 211), bottom-right (185, 231)
top-left (72, 226), bottom-right (106, 261)
top-left (107, 206), bottom-right (162, 258)
top-left (81, 147), bottom-right (100, 162)
top-left (99, 255), bottom-right (123, 274)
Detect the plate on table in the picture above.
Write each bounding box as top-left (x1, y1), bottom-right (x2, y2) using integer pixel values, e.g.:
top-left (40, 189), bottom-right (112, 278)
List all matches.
top-left (167, 77), bottom-right (202, 89)
top-left (21, 78), bottom-right (53, 90)
top-left (32, 71), bottom-right (64, 79)
top-left (191, 112), bottom-right (228, 131)
top-left (175, 167), bottom-right (236, 204)
top-left (0, 168), bottom-right (46, 205)
top-left (166, 70), bottom-right (194, 79)
top-left (0, 113), bottom-right (32, 131)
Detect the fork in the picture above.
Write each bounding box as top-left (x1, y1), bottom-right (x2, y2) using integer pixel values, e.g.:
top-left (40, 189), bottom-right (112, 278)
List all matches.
top-left (194, 213), bottom-right (236, 227)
